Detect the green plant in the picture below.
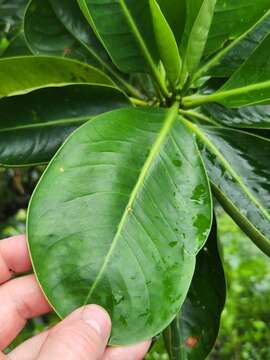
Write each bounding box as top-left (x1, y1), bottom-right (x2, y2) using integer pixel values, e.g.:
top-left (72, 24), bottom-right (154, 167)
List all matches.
top-left (1, 0), bottom-right (270, 358)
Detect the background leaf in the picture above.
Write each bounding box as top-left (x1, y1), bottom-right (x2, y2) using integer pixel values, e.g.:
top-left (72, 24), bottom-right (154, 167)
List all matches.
top-left (202, 103), bottom-right (270, 129)
top-left (0, 84), bottom-right (129, 166)
top-left (27, 107), bottom-right (212, 345)
top-left (0, 0), bottom-right (28, 39)
top-left (0, 56), bottom-right (114, 97)
top-left (181, 0), bottom-right (217, 80)
top-left (188, 123), bottom-right (270, 256)
top-left (164, 215), bottom-right (226, 360)
top-left (77, 0), bottom-right (160, 76)
top-left (156, 0), bottom-right (186, 45)
top-left (208, 12), bottom-right (270, 78)
top-left (1, 32), bottom-right (30, 57)
top-left (185, 31), bottom-right (270, 109)
top-left (24, 0), bottom-right (110, 68)
top-left (205, 0), bottom-right (270, 56)
top-left (150, 0), bottom-right (181, 86)
top-left (215, 32), bottom-right (270, 107)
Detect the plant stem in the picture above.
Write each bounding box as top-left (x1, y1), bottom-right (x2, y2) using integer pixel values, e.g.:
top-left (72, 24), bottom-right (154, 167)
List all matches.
top-left (191, 9), bottom-right (270, 83)
top-left (182, 79), bottom-right (270, 109)
top-left (179, 109), bottom-right (219, 126)
top-left (129, 97), bottom-right (149, 107)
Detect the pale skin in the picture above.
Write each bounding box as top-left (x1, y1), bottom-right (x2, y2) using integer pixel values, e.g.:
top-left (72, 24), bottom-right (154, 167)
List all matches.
top-left (0, 235), bottom-right (151, 359)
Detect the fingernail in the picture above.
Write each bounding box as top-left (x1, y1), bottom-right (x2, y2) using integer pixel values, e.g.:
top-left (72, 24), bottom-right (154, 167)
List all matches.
top-left (82, 305), bottom-right (111, 338)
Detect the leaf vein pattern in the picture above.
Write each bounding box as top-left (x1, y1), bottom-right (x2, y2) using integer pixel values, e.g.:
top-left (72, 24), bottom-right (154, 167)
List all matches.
top-left (82, 105), bottom-right (179, 305)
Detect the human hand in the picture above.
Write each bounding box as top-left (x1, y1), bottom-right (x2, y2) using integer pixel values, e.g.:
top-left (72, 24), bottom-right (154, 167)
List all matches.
top-left (0, 235), bottom-right (151, 359)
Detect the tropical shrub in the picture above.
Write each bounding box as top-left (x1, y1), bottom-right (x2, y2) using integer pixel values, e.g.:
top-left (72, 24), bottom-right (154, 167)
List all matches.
top-left (0, 1), bottom-right (270, 359)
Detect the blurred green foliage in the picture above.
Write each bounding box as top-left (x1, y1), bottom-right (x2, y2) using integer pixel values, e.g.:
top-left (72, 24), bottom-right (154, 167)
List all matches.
top-left (0, 0), bottom-right (28, 55)
top-left (210, 210), bottom-right (270, 360)
top-left (0, 0), bottom-right (27, 36)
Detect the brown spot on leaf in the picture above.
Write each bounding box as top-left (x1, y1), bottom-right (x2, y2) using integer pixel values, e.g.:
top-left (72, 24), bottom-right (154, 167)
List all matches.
top-left (64, 48), bottom-right (72, 55)
top-left (185, 336), bottom-right (199, 348)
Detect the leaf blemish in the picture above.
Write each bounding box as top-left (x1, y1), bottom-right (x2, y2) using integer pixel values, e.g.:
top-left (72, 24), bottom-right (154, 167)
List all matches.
top-left (185, 336), bottom-right (199, 348)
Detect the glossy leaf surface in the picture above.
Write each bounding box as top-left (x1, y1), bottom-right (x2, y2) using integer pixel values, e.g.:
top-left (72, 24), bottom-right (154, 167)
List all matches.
top-left (164, 216), bottom-right (226, 360)
top-left (189, 123), bottom-right (270, 256)
top-left (0, 56), bottom-right (113, 98)
top-left (78, 0), bottom-right (159, 75)
top-left (185, 32), bottom-right (270, 108)
top-left (0, 84), bottom-right (129, 166)
top-left (216, 34), bottom-right (270, 106)
top-left (150, 0), bottom-right (181, 85)
top-left (216, 32), bottom-right (270, 107)
top-left (208, 12), bottom-right (270, 78)
top-left (156, 0), bottom-right (186, 44)
top-left (24, 0), bottom-right (109, 69)
top-left (182, 0), bottom-right (217, 78)
top-left (205, 0), bottom-right (270, 55)
top-left (27, 107), bottom-right (212, 345)
top-left (203, 103), bottom-right (270, 129)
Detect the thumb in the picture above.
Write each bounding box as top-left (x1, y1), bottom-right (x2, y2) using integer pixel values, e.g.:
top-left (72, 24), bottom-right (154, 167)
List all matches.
top-left (37, 305), bottom-right (111, 360)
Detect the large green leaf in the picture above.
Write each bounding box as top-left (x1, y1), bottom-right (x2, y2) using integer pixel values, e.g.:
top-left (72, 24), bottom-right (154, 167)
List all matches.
top-left (185, 121), bottom-right (270, 256)
top-left (208, 12), bottom-right (270, 78)
top-left (181, 0), bottom-right (217, 83)
top-left (202, 103), bottom-right (270, 129)
top-left (24, 0), bottom-right (109, 67)
top-left (0, 84), bottom-right (129, 167)
top-left (156, 0), bottom-right (186, 44)
top-left (205, 0), bottom-right (270, 56)
top-left (0, 56), bottom-right (114, 98)
top-left (27, 107), bottom-right (212, 345)
top-left (164, 216), bottom-right (226, 360)
top-left (78, 0), bottom-right (169, 96)
top-left (149, 0), bottom-right (182, 86)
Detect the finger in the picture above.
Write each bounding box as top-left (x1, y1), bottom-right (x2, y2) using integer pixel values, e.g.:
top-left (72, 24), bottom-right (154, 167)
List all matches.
top-left (0, 274), bottom-right (51, 350)
top-left (37, 305), bottom-right (111, 360)
top-left (8, 331), bottom-right (49, 360)
top-left (103, 341), bottom-right (151, 360)
top-left (0, 235), bottom-right (31, 284)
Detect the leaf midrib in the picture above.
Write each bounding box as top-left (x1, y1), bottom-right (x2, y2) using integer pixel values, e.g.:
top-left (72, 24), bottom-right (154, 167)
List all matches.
top-left (118, 0), bottom-right (169, 97)
top-left (119, 0), bottom-right (155, 71)
top-left (184, 119), bottom-right (270, 223)
top-left (0, 116), bottom-right (89, 133)
top-left (83, 103), bottom-right (179, 305)
top-left (184, 0), bottom-right (216, 73)
top-left (48, 0), bottom-right (115, 78)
